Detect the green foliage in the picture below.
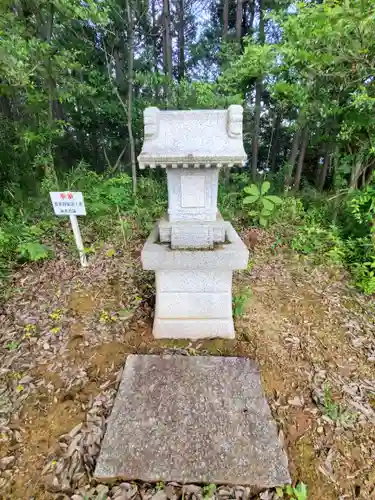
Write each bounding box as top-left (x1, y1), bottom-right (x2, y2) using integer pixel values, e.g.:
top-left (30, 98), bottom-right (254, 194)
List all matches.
top-left (6, 341), bottom-right (21, 351)
top-left (233, 288), bottom-right (252, 318)
top-left (351, 258), bottom-right (375, 295)
top-left (202, 484), bottom-right (216, 499)
top-left (17, 242), bottom-right (51, 262)
top-left (321, 383), bottom-right (356, 428)
top-left (155, 482), bottom-right (165, 492)
top-left (276, 482), bottom-right (308, 500)
top-left (291, 224), bottom-right (346, 265)
top-left (243, 181), bottom-right (282, 227)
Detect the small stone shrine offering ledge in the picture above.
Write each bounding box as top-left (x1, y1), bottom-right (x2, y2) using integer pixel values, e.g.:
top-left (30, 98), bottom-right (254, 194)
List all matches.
top-left (140, 106), bottom-right (249, 339)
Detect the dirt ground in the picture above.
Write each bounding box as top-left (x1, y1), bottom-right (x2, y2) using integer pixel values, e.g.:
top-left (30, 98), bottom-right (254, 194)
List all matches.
top-left (0, 230), bottom-right (374, 499)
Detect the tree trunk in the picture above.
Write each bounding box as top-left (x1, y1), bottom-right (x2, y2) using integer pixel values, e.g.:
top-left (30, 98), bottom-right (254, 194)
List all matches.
top-left (45, 1), bottom-right (57, 181)
top-left (251, 0), bottom-right (264, 181)
top-left (270, 113), bottom-right (281, 172)
top-left (318, 146), bottom-right (331, 191)
top-left (151, 0), bottom-right (160, 102)
top-left (163, 0), bottom-right (172, 103)
top-left (288, 128), bottom-right (301, 169)
top-left (236, 0), bottom-right (243, 43)
top-left (126, 0), bottom-right (137, 195)
top-left (350, 158), bottom-right (362, 189)
top-left (293, 127), bottom-right (308, 191)
top-left (178, 0), bottom-right (185, 81)
top-left (223, 0), bottom-right (229, 40)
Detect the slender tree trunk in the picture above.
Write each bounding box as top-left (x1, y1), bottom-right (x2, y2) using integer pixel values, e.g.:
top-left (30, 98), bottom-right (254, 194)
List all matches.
top-left (178, 0), bottom-right (185, 81)
top-left (288, 128), bottom-right (301, 169)
top-left (163, 0), bottom-right (172, 103)
top-left (223, 0), bottom-right (229, 40)
top-left (241, 1), bottom-right (247, 37)
top-left (318, 146), bottom-right (331, 191)
top-left (113, 47), bottom-right (123, 87)
top-left (270, 113), bottom-right (281, 172)
top-left (294, 127), bottom-right (308, 191)
top-left (284, 128), bottom-right (301, 189)
top-left (126, 0), bottom-right (136, 195)
top-left (151, 0), bottom-right (160, 102)
top-left (236, 0), bottom-right (243, 43)
top-left (350, 158), bottom-right (362, 189)
top-left (44, 2), bottom-right (57, 181)
top-left (251, 0), bottom-right (264, 181)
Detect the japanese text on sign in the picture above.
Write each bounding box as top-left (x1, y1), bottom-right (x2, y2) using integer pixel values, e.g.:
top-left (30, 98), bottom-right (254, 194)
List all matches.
top-left (50, 192), bottom-right (86, 216)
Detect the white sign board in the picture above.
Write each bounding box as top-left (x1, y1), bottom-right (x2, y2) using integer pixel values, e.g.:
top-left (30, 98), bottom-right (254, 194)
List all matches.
top-left (50, 191), bottom-right (88, 267)
top-left (50, 192), bottom-right (86, 216)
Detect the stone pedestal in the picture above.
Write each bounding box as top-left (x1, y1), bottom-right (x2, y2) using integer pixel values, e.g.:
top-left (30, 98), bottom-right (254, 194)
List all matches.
top-left (138, 106), bottom-right (249, 339)
top-left (142, 223), bottom-right (248, 339)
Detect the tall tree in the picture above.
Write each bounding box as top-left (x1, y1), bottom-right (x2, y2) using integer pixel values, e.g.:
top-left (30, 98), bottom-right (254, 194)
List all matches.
top-left (294, 127), bottom-right (308, 191)
top-left (236, 0), bottom-right (242, 43)
top-left (163, 0), bottom-right (173, 100)
top-left (223, 0), bottom-right (229, 40)
top-left (126, 0), bottom-right (136, 194)
top-left (177, 0), bottom-right (185, 81)
top-left (270, 113), bottom-right (282, 172)
top-left (251, 0), bottom-right (264, 180)
top-left (318, 147), bottom-right (331, 191)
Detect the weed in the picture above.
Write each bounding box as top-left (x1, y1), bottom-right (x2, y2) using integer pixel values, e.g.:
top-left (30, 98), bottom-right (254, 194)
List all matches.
top-left (6, 341), bottom-right (20, 350)
top-left (276, 482), bottom-right (308, 499)
top-left (322, 383), bottom-right (356, 428)
top-left (49, 309), bottom-right (63, 321)
top-left (202, 484), bottom-right (216, 499)
top-left (233, 288), bottom-right (252, 318)
top-left (17, 241), bottom-right (51, 262)
top-left (155, 482), bottom-right (165, 491)
top-left (99, 310), bottom-right (117, 323)
top-left (23, 323), bottom-right (37, 336)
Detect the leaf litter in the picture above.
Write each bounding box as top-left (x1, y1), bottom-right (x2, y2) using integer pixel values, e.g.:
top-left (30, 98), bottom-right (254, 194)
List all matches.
top-left (0, 232), bottom-right (374, 499)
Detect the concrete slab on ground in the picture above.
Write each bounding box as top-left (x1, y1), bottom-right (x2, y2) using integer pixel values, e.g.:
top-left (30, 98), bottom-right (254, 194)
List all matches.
top-left (94, 355), bottom-right (290, 488)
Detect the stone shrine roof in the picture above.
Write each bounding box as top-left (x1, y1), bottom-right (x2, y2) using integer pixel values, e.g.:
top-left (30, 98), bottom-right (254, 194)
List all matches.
top-left (138, 106), bottom-right (247, 169)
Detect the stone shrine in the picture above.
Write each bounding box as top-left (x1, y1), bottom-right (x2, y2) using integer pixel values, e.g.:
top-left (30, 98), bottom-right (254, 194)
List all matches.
top-left (140, 106), bottom-right (249, 339)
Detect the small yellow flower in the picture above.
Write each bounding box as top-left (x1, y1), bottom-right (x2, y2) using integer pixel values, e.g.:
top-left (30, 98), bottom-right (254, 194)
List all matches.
top-left (49, 309), bottom-right (63, 321)
top-left (24, 324), bottom-right (37, 335)
top-left (16, 385), bottom-right (24, 393)
top-left (50, 327), bottom-right (61, 335)
top-left (99, 310), bottom-right (110, 323)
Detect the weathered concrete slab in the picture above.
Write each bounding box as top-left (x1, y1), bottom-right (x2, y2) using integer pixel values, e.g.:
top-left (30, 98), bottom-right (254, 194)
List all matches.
top-left (94, 355), bottom-right (290, 488)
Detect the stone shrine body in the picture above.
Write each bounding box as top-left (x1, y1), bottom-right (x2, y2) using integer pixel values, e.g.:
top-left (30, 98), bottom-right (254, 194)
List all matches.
top-left (140, 106), bottom-right (249, 339)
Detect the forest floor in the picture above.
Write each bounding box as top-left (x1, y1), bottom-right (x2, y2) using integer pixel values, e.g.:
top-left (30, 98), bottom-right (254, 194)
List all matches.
top-left (0, 229), bottom-right (374, 500)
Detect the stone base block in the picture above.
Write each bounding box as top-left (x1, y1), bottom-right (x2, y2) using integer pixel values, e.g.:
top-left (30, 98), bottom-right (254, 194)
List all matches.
top-left (153, 319), bottom-right (235, 339)
top-left (142, 222), bottom-right (249, 340)
top-left (154, 270), bottom-right (233, 339)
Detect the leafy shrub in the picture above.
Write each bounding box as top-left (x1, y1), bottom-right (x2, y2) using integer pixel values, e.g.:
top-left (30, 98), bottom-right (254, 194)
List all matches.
top-left (242, 181), bottom-right (282, 227)
top-left (291, 224), bottom-right (346, 265)
top-left (17, 241), bottom-right (51, 261)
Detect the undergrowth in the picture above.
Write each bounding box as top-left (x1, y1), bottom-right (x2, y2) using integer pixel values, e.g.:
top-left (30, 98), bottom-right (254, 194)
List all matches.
top-left (1, 167), bottom-right (375, 298)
